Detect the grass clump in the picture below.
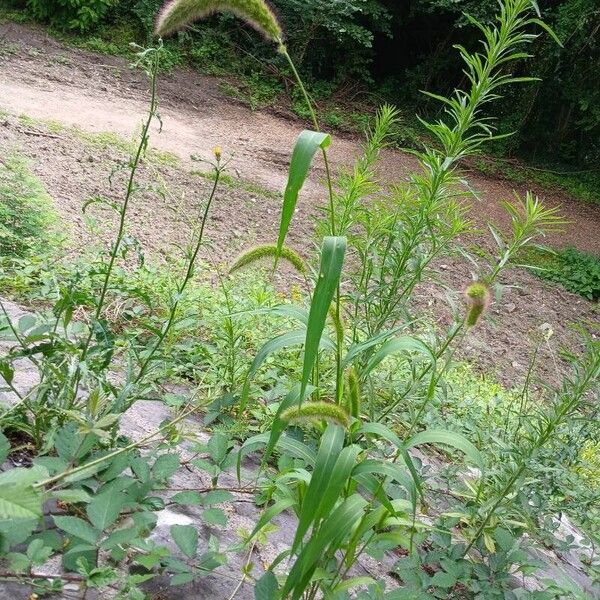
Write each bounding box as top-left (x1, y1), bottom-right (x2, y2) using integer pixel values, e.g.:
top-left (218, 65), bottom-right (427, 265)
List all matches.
top-left (0, 153), bottom-right (60, 258)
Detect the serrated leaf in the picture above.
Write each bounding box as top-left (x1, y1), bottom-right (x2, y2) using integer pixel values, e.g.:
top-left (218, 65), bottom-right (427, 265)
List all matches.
top-left (86, 488), bottom-right (125, 530)
top-left (54, 516), bottom-right (99, 546)
top-left (26, 538), bottom-right (53, 565)
top-left (153, 454), bottom-right (180, 480)
top-left (203, 508), bottom-right (228, 527)
top-left (430, 570), bottom-right (457, 589)
top-left (0, 431), bottom-right (10, 464)
top-left (51, 488), bottom-right (92, 504)
top-left (0, 466), bottom-right (46, 520)
top-left (203, 490), bottom-right (234, 505)
top-left (255, 570), bottom-right (279, 600)
top-left (170, 525), bottom-right (198, 558)
top-left (170, 572), bottom-right (195, 586)
top-left (100, 526), bottom-right (139, 549)
top-left (7, 551), bottom-right (29, 572)
top-left (171, 491), bottom-right (203, 505)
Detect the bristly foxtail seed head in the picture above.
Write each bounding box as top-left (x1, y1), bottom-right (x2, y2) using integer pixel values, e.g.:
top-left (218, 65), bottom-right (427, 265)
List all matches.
top-left (464, 282), bottom-right (491, 327)
top-left (155, 0), bottom-right (283, 43)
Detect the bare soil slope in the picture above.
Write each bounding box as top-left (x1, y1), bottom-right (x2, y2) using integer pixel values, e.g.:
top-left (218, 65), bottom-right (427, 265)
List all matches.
top-left (0, 21), bottom-right (599, 254)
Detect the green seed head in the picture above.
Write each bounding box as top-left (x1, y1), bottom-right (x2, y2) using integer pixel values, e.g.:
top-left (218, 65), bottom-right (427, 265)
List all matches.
top-left (229, 244), bottom-right (306, 274)
top-left (345, 367), bottom-right (360, 419)
top-left (464, 282), bottom-right (491, 327)
top-left (155, 0), bottom-right (283, 43)
top-left (281, 401), bottom-right (350, 429)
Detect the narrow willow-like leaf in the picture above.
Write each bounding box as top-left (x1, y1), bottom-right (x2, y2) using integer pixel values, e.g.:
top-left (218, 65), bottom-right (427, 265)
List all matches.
top-left (236, 427), bottom-right (317, 483)
top-left (276, 130), bottom-right (331, 263)
top-left (247, 497), bottom-right (296, 541)
top-left (353, 459), bottom-right (416, 503)
top-left (229, 244), bottom-right (307, 275)
top-left (406, 429), bottom-right (484, 472)
top-left (363, 335), bottom-right (434, 377)
top-left (300, 236), bottom-right (346, 401)
top-left (155, 0), bottom-right (283, 42)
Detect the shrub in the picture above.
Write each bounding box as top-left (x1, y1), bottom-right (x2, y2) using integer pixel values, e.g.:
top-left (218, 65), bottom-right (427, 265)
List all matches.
top-left (524, 246), bottom-right (600, 301)
top-left (0, 154), bottom-right (58, 258)
top-left (25, 0), bottom-right (118, 32)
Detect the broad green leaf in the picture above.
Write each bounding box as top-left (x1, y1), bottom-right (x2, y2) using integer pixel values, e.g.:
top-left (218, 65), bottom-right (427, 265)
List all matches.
top-left (153, 454), bottom-right (180, 479)
top-left (283, 495), bottom-right (367, 599)
top-left (203, 490), bottom-right (234, 505)
top-left (406, 429), bottom-right (484, 472)
top-left (86, 488), bottom-right (125, 530)
top-left (207, 432), bottom-right (229, 463)
top-left (0, 466), bottom-right (46, 520)
top-left (0, 431), bottom-right (10, 464)
top-left (100, 526), bottom-right (140, 549)
top-left (291, 425), bottom-right (345, 554)
top-left (170, 572), bottom-right (195, 586)
top-left (300, 236), bottom-right (346, 400)
top-left (430, 570), bottom-right (457, 589)
top-left (332, 576), bottom-right (376, 593)
top-left (171, 524), bottom-right (198, 558)
top-left (255, 570), bottom-right (279, 600)
top-left (51, 489), bottom-right (92, 504)
top-left (7, 551), bottom-right (29, 572)
top-left (26, 538), bottom-right (53, 565)
top-left (53, 516), bottom-right (99, 546)
top-left (276, 130), bottom-right (331, 261)
top-left (203, 508), bottom-right (228, 527)
top-left (171, 491), bottom-right (203, 505)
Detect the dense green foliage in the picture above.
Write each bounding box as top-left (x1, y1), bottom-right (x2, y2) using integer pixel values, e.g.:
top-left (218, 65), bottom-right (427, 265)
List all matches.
top-left (523, 246), bottom-right (600, 301)
top-left (6, 0), bottom-right (599, 171)
top-left (0, 154), bottom-right (58, 257)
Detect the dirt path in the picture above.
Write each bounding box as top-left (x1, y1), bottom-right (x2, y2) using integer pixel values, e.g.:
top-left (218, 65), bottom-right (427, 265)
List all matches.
top-left (1, 21), bottom-right (599, 255)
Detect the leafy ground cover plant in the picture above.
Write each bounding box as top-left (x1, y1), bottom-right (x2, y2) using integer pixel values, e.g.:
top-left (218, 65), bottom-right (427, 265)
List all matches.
top-left (0, 0), bottom-right (598, 598)
top-left (521, 245), bottom-right (600, 301)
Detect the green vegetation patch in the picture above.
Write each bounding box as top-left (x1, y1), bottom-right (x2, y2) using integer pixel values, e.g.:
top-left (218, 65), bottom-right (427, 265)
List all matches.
top-left (475, 157), bottom-right (600, 206)
top-left (0, 153), bottom-right (60, 258)
top-left (521, 246), bottom-right (600, 301)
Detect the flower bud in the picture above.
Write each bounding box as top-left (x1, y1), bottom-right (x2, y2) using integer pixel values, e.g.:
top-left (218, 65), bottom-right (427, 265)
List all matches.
top-left (464, 282), bottom-right (491, 327)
